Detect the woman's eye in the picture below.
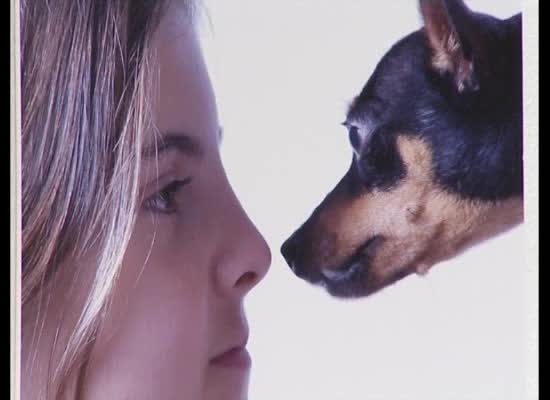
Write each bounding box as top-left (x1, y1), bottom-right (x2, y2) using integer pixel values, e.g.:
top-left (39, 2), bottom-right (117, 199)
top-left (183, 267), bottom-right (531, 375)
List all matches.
top-left (143, 178), bottom-right (192, 214)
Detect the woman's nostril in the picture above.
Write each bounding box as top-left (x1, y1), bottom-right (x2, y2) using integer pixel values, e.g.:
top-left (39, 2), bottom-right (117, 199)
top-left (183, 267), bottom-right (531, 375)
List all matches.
top-left (236, 271), bottom-right (257, 289)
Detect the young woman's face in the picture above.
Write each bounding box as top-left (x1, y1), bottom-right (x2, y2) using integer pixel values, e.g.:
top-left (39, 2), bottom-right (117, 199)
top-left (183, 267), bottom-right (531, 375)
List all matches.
top-left (81, 5), bottom-right (271, 400)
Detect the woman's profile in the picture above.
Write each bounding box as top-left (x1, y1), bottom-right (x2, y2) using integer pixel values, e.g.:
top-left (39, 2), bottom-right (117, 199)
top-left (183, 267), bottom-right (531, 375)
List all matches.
top-left (21, 1), bottom-right (271, 399)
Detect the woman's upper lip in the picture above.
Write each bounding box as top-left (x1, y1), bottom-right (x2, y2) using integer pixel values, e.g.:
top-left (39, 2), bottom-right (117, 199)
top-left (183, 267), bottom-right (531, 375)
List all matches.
top-left (209, 345), bottom-right (251, 369)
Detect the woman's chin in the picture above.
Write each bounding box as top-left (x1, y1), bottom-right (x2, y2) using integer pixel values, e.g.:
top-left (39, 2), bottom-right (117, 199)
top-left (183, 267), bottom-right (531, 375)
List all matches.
top-left (204, 364), bottom-right (251, 400)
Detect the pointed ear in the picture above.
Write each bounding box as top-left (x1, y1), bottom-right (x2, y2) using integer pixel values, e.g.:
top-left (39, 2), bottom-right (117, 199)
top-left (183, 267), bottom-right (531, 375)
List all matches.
top-left (419, 0), bottom-right (480, 93)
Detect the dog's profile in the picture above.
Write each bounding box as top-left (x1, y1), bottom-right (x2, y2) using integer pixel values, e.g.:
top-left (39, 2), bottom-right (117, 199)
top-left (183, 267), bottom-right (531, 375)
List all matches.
top-left (281, 0), bottom-right (523, 298)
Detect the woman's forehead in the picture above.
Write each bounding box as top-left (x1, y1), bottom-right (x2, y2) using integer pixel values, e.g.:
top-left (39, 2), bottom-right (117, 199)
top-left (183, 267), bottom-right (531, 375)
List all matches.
top-left (148, 2), bottom-right (219, 153)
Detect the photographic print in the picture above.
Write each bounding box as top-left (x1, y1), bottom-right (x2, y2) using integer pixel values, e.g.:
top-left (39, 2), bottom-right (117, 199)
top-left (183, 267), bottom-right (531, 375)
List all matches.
top-left (12, 0), bottom-right (537, 399)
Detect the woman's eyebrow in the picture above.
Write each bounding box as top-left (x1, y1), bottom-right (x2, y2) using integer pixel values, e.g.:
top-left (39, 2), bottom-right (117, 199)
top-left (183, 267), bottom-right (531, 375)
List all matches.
top-left (142, 132), bottom-right (204, 159)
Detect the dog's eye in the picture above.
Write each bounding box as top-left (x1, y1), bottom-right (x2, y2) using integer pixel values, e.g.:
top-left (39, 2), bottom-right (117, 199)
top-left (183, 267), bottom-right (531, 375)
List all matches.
top-left (348, 126), bottom-right (361, 150)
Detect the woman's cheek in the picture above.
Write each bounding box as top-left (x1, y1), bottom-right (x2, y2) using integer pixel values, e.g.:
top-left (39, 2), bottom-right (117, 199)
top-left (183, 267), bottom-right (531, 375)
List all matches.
top-left (82, 212), bottom-right (212, 399)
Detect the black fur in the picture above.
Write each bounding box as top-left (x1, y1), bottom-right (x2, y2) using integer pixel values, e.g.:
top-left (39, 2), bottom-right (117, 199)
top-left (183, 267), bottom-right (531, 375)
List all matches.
top-left (345, 12), bottom-right (522, 200)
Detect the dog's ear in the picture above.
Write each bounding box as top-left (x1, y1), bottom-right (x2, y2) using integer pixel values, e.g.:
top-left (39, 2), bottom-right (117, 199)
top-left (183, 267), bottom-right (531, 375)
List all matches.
top-left (419, 0), bottom-right (483, 93)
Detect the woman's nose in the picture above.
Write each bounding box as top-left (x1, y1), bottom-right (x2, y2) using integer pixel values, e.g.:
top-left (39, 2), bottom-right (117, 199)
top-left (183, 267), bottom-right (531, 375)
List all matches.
top-left (214, 195), bottom-right (271, 298)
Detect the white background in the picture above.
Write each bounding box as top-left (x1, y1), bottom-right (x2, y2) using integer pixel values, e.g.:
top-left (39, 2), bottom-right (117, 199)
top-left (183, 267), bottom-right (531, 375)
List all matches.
top-left (198, 1), bottom-right (527, 399)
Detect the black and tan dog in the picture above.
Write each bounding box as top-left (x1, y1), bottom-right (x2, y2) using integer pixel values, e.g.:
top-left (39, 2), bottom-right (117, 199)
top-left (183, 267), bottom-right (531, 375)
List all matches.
top-left (281, 0), bottom-right (523, 298)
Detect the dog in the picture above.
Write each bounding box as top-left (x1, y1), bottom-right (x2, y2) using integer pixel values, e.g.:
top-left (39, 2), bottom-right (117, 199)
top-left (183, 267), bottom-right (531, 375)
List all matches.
top-left (281, 0), bottom-right (523, 298)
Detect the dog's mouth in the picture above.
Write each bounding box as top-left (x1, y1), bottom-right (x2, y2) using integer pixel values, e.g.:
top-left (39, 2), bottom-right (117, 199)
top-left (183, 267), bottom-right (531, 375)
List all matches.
top-left (320, 236), bottom-right (382, 281)
top-left (284, 231), bottom-right (417, 298)
top-left (317, 235), bottom-right (384, 297)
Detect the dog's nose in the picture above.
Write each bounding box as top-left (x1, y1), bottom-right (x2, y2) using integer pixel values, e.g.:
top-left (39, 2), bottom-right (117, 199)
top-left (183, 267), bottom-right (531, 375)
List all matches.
top-left (281, 234), bottom-right (300, 274)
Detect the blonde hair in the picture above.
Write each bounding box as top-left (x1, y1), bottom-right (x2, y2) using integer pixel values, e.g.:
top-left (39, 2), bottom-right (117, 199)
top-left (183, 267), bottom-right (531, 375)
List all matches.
top-left (21, 0), bottom-right (195, 397)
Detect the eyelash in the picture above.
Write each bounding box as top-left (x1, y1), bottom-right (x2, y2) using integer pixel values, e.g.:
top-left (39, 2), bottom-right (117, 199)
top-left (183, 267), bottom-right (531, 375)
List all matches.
top-left (143, 178), bottom-right (192, 214)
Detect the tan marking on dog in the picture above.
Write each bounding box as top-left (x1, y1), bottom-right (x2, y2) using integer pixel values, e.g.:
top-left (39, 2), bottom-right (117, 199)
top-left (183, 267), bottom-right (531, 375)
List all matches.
top-left (313, 135), bottom-right (523, 288)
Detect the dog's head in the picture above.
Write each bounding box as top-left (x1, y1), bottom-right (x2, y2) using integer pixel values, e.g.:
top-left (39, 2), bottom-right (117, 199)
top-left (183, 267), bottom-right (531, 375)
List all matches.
top-left (281, 0), bottom-right (523, 298)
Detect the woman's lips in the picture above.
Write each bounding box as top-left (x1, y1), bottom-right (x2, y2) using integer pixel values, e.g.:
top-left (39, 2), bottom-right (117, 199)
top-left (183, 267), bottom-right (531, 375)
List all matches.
top-left (210, 347), bottom-right (251, 369)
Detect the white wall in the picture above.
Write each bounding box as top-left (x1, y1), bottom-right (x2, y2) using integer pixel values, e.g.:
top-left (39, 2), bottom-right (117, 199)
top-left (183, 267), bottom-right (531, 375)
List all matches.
top-left (199, 2), bottom-right (527, 399)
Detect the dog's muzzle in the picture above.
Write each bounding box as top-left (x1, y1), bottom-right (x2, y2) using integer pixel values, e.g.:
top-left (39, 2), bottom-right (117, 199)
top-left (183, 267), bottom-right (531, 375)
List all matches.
top-left (281, 229), bottom-right (381, 285)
